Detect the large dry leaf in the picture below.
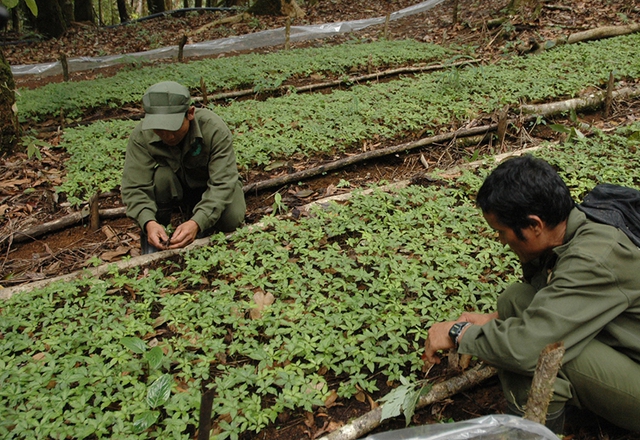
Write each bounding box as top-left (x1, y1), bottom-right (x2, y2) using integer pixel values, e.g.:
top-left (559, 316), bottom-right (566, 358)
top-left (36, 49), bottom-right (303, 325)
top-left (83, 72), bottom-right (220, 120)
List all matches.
top-left (100, 246), bottom-right (130, 261)
top-left (249, 290), bottom-right (276, 319)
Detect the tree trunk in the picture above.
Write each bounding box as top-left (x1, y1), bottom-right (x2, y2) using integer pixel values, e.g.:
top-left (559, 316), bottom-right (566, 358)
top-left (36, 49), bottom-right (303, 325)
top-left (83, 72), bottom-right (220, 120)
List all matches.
top-left (116, 0), bottom-right (130, 22)
top-left (194, 0), bottom-right (202, 7)
top-left (147, 0), bottom-right (165, 14)
top-left (249, 0), bottom-right (304, 18)
top-left (34, 0), bottom-right (67, 38)
top-left (0, 49), bottom-right (21, 156)
top-left (60, 0), bottom-right (74, 25)
top-left (74, 0), bottom-right (94, 23)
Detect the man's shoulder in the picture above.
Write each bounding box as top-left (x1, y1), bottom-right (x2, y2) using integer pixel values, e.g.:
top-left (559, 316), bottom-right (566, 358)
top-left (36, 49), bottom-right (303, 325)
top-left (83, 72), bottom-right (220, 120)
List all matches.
top-left (129, 121), bottom-right (154, 144)
top-left (194, 108), bottom-right (231, 138)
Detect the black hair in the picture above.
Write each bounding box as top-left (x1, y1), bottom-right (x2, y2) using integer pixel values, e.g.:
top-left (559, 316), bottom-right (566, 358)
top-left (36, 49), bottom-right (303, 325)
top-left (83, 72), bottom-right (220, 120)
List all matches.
top-left (476, 155), bottom-right (574, 240)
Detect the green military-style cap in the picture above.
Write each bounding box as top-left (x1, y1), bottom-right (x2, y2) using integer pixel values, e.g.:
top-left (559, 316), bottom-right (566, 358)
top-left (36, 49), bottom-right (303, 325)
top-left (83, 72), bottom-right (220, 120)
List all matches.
top-left (141, 81), bottom-right (191, 131)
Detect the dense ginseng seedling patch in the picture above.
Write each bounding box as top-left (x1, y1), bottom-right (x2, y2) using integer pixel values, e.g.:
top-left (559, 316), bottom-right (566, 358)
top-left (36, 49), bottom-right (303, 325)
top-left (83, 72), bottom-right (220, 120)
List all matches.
top-left (2, 124), bottom-right (639, 439)
top-left (17, 39), bottom-right (455, 119)
top-left (54, 34), bottom-right (640, 206)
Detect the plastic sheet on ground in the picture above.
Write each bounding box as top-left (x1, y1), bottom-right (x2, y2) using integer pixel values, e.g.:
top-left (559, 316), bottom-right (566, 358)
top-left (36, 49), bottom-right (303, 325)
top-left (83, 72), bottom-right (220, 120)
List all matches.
top-left (10, 0), bottom-right (445, 78)
top-left (363, 415), bottom-right (559, 440)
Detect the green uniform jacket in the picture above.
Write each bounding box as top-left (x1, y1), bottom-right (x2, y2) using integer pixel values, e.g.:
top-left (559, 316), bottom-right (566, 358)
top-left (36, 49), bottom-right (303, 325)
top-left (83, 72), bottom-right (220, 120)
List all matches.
top-left (460, 208), bottom-right (640, 374)
top-left (121, 108), bottom-right (240, 232)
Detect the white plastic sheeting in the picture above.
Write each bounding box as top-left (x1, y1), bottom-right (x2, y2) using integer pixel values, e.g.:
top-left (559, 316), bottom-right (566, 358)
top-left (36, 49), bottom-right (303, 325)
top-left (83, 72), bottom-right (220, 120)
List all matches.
top-left (363, 415), bottom-right (559, 440)
top-left (11, 0), bottom-right (445, 78)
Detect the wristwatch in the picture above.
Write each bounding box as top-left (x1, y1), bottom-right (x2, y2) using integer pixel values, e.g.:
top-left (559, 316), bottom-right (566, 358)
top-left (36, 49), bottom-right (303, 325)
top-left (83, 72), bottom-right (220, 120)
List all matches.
top-left (448, 322), bottom-right (471, 348)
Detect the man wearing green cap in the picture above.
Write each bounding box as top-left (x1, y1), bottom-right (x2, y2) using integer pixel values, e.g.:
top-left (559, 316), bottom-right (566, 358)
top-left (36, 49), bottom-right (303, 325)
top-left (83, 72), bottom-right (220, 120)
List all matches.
top-left (121, 81), bottom-right (246, 253)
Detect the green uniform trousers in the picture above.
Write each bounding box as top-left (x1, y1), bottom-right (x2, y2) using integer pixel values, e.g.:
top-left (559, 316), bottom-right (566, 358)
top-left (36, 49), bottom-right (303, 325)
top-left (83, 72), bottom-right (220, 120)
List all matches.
top-left (153, 164), bottom-right (245, 233)
top-left (497, 283), bottom-right (640, 431)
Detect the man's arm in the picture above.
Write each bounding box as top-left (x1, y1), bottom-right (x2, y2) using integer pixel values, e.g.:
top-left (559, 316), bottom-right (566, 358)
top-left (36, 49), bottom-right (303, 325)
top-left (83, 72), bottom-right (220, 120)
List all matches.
top-left (424, 311), bottom-right (498, 364)
top-left (121, 125), bottom-right (160, 229)
top-left (188, 113), bottom-right (240, 233)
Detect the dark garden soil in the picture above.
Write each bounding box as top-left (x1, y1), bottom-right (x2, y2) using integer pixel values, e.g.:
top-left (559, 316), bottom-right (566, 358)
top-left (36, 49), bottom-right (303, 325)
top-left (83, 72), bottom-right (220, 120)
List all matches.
top-left (2, 0), bottom-right (640, 439)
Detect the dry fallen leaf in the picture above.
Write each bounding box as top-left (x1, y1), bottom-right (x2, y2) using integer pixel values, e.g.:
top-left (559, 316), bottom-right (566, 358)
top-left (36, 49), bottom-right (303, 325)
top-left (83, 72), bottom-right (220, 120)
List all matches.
top-left (249, 290), bottom-right (276, 319)
top-left (324, 389), bottom-right (339, 408)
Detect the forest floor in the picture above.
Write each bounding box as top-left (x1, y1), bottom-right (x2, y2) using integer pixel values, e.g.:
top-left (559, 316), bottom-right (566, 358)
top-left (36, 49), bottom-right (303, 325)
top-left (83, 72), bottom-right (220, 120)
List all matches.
top-left (2, 0), bottom-right (640, 438)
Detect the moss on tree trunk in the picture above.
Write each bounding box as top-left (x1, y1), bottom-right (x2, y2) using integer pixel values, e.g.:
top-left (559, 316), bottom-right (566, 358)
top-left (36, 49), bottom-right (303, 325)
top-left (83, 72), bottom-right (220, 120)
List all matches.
top-left (0, 50), bottom-right (21, 156)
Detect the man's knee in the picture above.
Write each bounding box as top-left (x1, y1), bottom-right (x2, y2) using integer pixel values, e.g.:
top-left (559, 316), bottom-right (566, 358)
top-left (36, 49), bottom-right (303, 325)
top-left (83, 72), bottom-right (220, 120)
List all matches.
top-left (563, 339), bottom-right (640, 431)
top-left (214, 186), bottom-right (246, 233)
top-left (153, 166), bottom-right (183, 205)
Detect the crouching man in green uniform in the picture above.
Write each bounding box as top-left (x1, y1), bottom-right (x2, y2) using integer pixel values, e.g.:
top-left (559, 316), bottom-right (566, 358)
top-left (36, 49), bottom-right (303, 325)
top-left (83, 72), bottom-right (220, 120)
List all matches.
top-left (121, 81), bottom-right (246, 253)
top-left (424, 155), bottom-right (640, 434)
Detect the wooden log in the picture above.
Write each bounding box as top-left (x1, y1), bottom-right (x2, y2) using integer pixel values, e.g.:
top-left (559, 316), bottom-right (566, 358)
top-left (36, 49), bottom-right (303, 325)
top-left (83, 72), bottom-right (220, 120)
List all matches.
top-left (191, 59), bottom-right (482, 103)
top-left (566, 23), bottom-right (640, 45)
top-left (3, 206), bottom-right (127, 244)
top-left (243, 123), bottom-right (501, 194)
top-left (320, 364), bottom-right (497, 440)
top-left (521, 86), bottom-right (640, 117)
top-left (523, 342), bottom-right (566, 425)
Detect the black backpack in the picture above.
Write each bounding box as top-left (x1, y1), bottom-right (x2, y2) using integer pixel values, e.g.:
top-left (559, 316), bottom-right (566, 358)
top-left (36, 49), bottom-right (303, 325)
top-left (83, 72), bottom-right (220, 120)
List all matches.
top-left (577, 184), bottom-right (640, 247)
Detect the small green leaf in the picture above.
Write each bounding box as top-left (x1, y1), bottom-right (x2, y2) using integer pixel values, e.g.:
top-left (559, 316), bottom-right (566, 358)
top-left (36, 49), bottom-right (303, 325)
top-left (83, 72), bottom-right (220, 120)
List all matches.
top-left (24, 0), bottom-right (37, 16)
top-left (147, 374), bottom-right (172, 408)
top-left (133, 410), bottom-right (159, 433)
top-left (144, 346), bottom-right (164, 370)
top-left (121, 337), bottom-right (147, 354)
top-left (3, 0), bottom-right (19, 9)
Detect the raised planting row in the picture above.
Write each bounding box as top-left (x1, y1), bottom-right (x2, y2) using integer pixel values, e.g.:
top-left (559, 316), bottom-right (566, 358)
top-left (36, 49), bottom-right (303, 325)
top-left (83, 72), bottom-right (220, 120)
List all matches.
top-left (1, 124), bottom-right (639, 439)
top-left (16, 39), bottom-right (457, 120)
top-left (54, 33), bottom-right (640, 206)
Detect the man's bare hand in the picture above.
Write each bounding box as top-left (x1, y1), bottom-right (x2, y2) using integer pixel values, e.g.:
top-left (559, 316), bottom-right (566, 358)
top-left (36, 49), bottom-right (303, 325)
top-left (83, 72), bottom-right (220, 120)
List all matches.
top-left (423, 321), bottom-right (456, 365)
top-left (457, 311), bottom-right (499, 326)
top-left (145, 221), bottom-right (170, 249)
top-left (168, 220), bottom-right (199, 249)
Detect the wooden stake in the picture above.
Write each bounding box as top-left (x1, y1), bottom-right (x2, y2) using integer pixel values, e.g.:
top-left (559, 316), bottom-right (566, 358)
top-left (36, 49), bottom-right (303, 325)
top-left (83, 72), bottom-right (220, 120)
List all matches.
top-left (178, 34), bottom-right (188, 62)
top-left (89, 191), bottom-right (101, 232)
top-left (285, 18), bottom-right (291, 50)
top-left (197, 387), bottom-right (215, 440)
top-left (497, 105), bottom-right (509, 152)
top-left (384, 13), bottom-right (390, 40)
top-left (604, 71), bottom-right (614, 118)
top-left (60, 53), bottom-right (69, 82)
top-left (523, 342), bottom-right (565, 425)
top-left (200, 77), bottom-right (209, 106)
top-left (452, 0), bottom-right (459, 25)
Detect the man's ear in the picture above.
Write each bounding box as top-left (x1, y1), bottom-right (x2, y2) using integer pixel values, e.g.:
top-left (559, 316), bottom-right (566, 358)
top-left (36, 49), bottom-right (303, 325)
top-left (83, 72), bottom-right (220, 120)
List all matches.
top-left (527, 215), bottom-right (545, 235)
top-left (186, 106), bottom-right (196, 121)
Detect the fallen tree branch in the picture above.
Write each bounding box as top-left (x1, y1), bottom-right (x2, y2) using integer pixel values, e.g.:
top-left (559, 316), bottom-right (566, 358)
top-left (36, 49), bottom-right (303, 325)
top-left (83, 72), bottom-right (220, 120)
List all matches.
top-left (243, 123), bottom-right (500, 194)
top-left (564, 23), bottom-right (640, 45)
top-left (521, 85), bottom-right (640, 116)
top-left (320, 364), bottom-right (497, 440)
top-left (193, 59), bottom-right (481, 103)
top-left (2, 206), bottom-right (127, 245)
